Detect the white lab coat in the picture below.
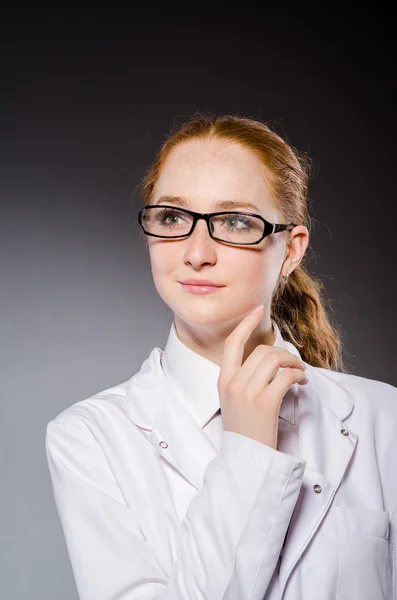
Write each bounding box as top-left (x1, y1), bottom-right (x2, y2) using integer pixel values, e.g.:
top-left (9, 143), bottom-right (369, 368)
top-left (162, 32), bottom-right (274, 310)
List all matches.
top-left (45, 322), bottom-right (397, 600)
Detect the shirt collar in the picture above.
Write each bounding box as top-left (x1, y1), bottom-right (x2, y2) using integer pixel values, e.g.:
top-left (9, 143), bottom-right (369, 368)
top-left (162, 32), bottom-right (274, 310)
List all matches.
top-left (160, 318), bottom-right (300, 429)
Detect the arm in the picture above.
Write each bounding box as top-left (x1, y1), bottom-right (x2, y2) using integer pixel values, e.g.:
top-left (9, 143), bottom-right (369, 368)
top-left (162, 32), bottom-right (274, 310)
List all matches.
top-left (46, 418), bottom-right (305, 600)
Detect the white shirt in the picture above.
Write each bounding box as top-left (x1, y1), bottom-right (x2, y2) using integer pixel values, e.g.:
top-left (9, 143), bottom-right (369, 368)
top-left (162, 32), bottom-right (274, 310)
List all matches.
top-left (46, 318), bottom-right (397, 599)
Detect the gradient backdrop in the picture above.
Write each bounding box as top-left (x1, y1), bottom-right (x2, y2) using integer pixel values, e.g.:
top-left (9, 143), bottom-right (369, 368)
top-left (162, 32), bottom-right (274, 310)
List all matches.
top-left (1, 7), bottom-right (396, 599)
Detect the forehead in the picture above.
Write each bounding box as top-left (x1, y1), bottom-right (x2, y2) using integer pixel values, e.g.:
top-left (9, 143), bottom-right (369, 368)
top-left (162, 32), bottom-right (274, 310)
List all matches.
top-left (152, 138), bottom-right (274, 207)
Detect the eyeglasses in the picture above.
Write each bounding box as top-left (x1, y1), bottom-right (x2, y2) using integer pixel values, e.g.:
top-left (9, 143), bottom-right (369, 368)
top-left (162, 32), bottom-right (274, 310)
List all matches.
top-left (138, 205), bottom-right (296, 246)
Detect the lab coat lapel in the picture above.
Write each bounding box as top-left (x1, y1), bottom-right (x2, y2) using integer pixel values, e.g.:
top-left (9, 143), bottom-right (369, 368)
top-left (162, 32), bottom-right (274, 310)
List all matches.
top-left (126, 347), bottom-right (218, 492)
top-left (149, 357), bottom-right (219, 491)
top-left (278, 363), bottom-right (358, 595)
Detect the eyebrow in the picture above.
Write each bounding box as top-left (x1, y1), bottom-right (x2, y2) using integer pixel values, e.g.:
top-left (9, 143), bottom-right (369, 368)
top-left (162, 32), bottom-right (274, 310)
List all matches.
top-left (153, 195), bottom-right (261, 213)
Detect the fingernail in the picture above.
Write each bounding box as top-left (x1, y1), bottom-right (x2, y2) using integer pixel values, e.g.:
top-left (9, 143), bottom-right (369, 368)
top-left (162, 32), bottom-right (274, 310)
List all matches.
top-left (250, 304), bottom-right (264, 315)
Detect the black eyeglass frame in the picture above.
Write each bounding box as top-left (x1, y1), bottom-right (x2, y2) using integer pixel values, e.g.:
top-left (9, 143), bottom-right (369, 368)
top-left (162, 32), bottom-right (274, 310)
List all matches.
top-left (138, 205), bottom-right (297, 246)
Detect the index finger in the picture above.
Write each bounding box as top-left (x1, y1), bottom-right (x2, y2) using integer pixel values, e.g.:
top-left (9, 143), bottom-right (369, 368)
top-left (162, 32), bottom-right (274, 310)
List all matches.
top-left (218, 305), bottom-right (264, 386)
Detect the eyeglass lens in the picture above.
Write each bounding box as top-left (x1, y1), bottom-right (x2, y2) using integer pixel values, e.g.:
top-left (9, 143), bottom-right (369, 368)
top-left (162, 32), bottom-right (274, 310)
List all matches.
top-left (141, 206), bottom-right (264, 244)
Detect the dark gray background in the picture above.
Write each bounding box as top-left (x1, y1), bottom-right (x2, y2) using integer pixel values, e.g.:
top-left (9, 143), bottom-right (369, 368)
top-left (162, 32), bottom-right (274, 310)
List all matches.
top-left (1, 6), bottom-right (396, 599)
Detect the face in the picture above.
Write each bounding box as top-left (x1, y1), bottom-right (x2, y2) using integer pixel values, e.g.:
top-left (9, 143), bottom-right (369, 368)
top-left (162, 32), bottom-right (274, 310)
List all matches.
top-left (147, 137), bottom-right (305, 337)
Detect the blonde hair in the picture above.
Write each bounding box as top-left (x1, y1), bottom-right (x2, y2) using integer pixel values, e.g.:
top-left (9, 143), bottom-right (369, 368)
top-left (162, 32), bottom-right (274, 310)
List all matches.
top-left (137, 111), bottom-right (348, 372)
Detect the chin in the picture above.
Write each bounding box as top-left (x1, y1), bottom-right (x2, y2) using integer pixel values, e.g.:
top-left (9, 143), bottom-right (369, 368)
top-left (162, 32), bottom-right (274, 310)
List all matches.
top-left (175, 304), bottom-right (231, 327)
top-left (183, 307), bottom-right (224, 322)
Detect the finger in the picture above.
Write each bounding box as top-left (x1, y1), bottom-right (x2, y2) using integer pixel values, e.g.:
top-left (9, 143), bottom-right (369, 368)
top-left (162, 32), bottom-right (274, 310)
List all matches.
top-left (218, 306), bottom-right (264, 387)
top-left (264, 368), bottom-right (308, 405)
top-left (241, 348), bottom-right (306, 392)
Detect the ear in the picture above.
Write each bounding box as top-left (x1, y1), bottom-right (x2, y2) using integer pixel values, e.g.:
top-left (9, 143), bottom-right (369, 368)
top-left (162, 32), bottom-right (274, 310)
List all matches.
top-left (280, 225), bottom-right (309, 277)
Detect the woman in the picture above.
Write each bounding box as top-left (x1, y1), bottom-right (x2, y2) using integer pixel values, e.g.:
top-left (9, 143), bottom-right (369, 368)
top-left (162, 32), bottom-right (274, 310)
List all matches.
top-left (46, 114), bottom-right (396, 600)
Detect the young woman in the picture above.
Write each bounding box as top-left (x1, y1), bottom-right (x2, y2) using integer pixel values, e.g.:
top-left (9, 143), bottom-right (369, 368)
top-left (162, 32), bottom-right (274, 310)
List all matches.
top-left (46, 114), bottom-right (396, 600)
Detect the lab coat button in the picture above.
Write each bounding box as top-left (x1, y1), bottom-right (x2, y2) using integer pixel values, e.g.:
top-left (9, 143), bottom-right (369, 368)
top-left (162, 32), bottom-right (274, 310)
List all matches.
top-left (159, 441), bottom-right (168, 448)
top-left (340, 428), bottom-right (349, 436)
top-left (313, 484), bottom-right (322, 493)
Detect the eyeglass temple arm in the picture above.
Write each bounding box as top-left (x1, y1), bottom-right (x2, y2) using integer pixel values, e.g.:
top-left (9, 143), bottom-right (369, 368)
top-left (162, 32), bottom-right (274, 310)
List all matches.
top-left (273, 224), bottom-right (296, 233)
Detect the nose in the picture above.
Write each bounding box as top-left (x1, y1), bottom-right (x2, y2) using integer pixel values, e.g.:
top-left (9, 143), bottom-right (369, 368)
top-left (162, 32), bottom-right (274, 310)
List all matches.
top-left (190, 216), bottom-right (212, 239)
top-left (182, 217), bottom-right (217, 266)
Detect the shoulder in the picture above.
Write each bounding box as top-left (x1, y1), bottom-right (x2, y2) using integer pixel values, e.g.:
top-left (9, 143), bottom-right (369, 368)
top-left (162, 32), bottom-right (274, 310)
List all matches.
top-left (317, 367), bottom-right (395, 403)
top-left (47, 346), bottom-right (160, 432)
top-left (46, 346), bottom-right (161, 453)
top-left (47, 379), bottom-right (129, 430)
top-left (45, 378), bottom-right (140, 481)
top-left (45, 348), bottom-right (162, 500)
top-left (313, 366), bottom-right (397, 423)
top-left (45, 383), bottom-right (134, 503)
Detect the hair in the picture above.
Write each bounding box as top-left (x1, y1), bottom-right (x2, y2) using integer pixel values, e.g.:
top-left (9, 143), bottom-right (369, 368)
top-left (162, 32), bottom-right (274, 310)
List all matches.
top-left (136, 111), bottom-right (348, 373)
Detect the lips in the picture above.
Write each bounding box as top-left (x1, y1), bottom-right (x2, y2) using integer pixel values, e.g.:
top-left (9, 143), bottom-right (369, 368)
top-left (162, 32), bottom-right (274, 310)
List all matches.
top-left (180, 279), bottom-right (223, 287)
top-left (180, 281), bottom-right (224, 295)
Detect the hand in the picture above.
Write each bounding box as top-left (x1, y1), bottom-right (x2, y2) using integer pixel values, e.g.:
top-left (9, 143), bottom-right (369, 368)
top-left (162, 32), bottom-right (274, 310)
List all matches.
top-left (217, 306), bottom-right (308, 449)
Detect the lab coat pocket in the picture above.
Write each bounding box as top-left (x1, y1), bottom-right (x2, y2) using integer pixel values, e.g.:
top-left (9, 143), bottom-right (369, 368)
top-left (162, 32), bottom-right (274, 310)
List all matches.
top-left (335, 506), bottom-right (392, 600)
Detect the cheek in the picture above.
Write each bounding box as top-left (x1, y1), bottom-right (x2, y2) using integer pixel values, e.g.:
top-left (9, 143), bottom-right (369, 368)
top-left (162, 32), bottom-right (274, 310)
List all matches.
top-left (235, 253), bottom-right (274, 283)
top-left (147, 247), bottom-right (173, 305)
top-left (233, 249), bottom-right (281, 303)
top-left (148, 245), bottom-right (174, 277)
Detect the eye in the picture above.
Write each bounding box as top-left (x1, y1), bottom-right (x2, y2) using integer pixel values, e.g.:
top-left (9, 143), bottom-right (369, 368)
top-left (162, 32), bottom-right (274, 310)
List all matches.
top-left (220, 214), bottom-right (254, 230)
top-left (156, 208), bottom-right (188, 226)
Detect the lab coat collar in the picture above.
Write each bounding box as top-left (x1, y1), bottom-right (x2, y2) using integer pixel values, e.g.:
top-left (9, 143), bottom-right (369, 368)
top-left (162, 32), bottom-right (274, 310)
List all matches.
top-left (160, 318), bottom-right (297, 428)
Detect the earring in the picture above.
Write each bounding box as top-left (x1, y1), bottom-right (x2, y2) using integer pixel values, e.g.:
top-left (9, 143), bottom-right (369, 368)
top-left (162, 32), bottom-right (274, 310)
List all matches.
top-left (283, 272), bottom-right (289, 284)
